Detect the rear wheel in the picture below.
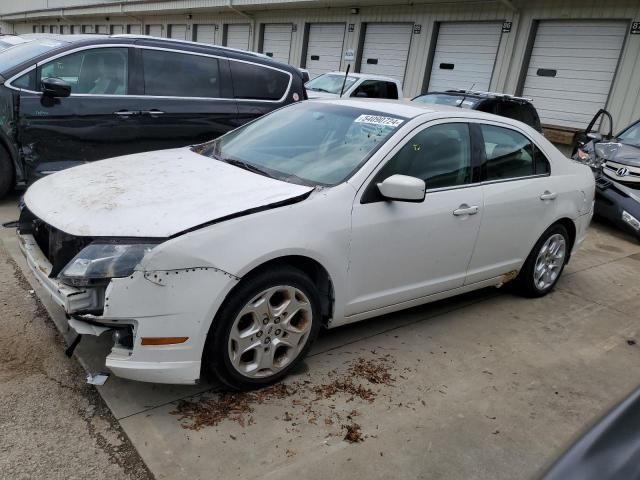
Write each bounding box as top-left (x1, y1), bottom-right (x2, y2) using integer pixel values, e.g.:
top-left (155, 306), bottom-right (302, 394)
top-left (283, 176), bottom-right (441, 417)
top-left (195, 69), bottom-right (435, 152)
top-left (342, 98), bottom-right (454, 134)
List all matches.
top-left (0, 146), bottom-right (13, 199)
top-left (514, 224), bottom-right (569, 298)
top-left (203, 266), bottom-right (321, 390)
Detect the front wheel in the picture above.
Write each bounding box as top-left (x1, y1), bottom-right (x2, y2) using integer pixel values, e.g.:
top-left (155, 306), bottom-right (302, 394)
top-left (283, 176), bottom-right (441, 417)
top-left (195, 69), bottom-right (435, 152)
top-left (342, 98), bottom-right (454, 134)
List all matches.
top-left (514, 224), bottom-right (570, 298)
top-left (203, 266), bottom-right (321, 390)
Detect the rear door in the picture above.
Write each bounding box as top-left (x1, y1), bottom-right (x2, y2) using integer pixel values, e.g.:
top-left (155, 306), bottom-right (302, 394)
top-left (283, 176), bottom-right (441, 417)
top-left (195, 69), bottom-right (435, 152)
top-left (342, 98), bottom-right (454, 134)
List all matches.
top-left (16, 46), bottom-right (144, 179)
top-left (465, 122), bottom-right (555, 284)
top-left (133, 47), bottom-right (238, 151)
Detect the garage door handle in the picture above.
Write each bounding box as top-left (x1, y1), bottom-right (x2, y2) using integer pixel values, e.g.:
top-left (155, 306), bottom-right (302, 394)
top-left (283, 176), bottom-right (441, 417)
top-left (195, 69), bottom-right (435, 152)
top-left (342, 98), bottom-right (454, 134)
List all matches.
top-left (540, 191), bottom-right (557, 201)
top-left (453, 205), bottom-right (479, 216)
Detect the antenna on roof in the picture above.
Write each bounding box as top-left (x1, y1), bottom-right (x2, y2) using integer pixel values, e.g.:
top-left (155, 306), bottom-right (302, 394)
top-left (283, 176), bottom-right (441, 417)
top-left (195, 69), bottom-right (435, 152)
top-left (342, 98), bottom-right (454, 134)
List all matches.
top-left (340, 64), bottom-right (351, 98)
top-left (458, 82), bottom-right (475, 108)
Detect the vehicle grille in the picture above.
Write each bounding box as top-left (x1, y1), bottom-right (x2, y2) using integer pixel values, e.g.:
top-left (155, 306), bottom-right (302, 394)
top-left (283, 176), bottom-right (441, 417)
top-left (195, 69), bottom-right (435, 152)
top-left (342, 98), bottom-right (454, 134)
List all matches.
top-left (18, 208), bottom-right (92, 277)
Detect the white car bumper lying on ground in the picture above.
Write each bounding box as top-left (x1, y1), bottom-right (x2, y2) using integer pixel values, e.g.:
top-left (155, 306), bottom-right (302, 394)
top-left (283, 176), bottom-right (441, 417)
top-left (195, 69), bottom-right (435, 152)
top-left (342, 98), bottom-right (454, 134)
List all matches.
top-left (19, 99), bottom-right (594, 388)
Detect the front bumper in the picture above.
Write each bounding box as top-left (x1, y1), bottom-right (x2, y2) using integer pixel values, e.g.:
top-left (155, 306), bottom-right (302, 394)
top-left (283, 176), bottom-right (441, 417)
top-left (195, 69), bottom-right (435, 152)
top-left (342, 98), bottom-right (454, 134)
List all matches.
top-left (19, 232), bottom-right (239, 384)
top-left (594, 174), bottom-right (640, 239)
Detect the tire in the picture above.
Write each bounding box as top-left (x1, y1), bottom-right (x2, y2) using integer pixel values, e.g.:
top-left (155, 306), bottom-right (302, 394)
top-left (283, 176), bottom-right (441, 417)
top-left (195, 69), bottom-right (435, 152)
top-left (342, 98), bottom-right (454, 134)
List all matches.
top-left (0, 146), bottom-right (13, 200)
top-left (513, 224), bottom-right (570, 298)
top-left (203, 266), bottom-right (321, 390)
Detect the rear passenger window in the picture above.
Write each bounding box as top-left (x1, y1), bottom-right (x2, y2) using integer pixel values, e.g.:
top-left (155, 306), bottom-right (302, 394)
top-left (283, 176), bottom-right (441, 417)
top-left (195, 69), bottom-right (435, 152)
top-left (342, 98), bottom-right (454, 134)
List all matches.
top-left (534, 146), bottom-right (551, 175)
top-left (480, 125), bottom-right (536, 181)
top-left (351, 80), bottom-right (398, 99)
top-left (230, 61), bottom-right (290, 100)
top-left (143, 50), bottom-right (221, 98)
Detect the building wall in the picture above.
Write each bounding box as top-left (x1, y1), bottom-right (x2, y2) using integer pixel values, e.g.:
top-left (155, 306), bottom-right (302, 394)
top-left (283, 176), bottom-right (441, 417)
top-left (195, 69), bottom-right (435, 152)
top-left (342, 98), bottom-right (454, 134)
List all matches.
top-left (2, 0), bottom-right (640, 131)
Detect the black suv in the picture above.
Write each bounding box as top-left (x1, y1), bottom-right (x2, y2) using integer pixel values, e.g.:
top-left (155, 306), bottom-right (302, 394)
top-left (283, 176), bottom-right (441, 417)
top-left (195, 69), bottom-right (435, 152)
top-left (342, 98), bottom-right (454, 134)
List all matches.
top-left (413, 90), bottom-right (542, 132)
top-left (0, 34), bottom-right (307, 198)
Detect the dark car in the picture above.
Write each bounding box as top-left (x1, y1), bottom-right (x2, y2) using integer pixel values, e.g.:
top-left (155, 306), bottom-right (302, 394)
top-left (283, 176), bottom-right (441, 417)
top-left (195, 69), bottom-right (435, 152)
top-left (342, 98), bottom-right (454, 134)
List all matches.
top-left (542, 386), bottom-right (640, 480)
top-left (413, 89), bottom-right (542, 132)
top-left (572, 110), bottom-right (640, 241)
top-left (0, 34), bottom-right (307, 198)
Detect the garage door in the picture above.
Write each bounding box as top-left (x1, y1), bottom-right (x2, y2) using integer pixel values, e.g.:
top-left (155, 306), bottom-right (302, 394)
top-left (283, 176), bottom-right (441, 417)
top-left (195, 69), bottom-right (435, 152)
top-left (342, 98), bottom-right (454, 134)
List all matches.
top-left (169, 24), bottom-right (187, 40)
top-left (262, 24), bottom-right (293, 64)
top-left (111, 25), bottom-right (124, 35)
top-left (82, 25), bottom-right (94, 33)
top-left (305, 23), bottom-right (346, 79)
top-left (428, 22), bottom-right (502, 92)
top-left (522, 21), bottom-right (626, 129)
top-left (128, 25), bottom-right (142, 35)
top-left (195, 24), bottom-right (216, 44)
top-left (226, 24), bottom-right (250, 50)
top-left (146, 24), bottom-right (162, 37)
top-left (360, 23), bottom-right (413, 85)
top-left (96, 25), bottom-right (108, 34)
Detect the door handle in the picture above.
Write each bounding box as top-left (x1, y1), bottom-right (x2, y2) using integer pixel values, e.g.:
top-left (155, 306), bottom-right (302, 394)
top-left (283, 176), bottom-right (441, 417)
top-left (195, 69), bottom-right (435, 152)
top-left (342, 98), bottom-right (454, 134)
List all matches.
top-left (453, 204), bottom-right (479, 216)
top-left (540, 191), bottom-right (557, 201)
top-left (113, 110), bottom-right (137, 117)
top-left (141, 109), bottom-right (165, 116)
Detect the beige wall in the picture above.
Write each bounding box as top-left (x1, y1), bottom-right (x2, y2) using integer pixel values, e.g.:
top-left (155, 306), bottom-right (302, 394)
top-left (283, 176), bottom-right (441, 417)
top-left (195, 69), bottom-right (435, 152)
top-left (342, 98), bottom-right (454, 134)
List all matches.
top-left (3, 0), bottom-right (640, 131)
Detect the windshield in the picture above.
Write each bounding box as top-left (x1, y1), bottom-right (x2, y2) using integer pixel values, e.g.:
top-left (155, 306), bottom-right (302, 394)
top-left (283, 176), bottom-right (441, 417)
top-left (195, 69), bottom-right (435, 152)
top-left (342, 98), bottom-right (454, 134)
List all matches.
top-left (306, 74), bottom-right (358, 95)
top-left (618, 122), bottom-right (640, 148)
top-left (414, 93), bottom-right (481, 109)
top-left (0, 38), bottom-right (66, 74)
top-left (195, 102), bottom-right (405, 186)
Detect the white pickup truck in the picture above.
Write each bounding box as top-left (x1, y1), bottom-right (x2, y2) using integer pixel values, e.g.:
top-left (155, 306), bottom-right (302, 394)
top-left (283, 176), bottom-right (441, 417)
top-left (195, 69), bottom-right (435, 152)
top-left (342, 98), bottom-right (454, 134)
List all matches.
top-left (305, 71), bottom-right (404, 100)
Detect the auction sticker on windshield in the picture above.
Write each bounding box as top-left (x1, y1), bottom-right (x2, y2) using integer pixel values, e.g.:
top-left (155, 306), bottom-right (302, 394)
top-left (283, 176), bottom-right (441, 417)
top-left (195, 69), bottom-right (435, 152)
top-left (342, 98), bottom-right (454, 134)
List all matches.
top-left (354, 115), bottom-right (404, 127)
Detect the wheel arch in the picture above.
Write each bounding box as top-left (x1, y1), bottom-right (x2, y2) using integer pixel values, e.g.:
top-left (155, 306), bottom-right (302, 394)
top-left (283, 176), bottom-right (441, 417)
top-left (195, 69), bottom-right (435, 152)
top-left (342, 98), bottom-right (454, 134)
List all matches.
top-left (552, 217), bottom-right (577, 261)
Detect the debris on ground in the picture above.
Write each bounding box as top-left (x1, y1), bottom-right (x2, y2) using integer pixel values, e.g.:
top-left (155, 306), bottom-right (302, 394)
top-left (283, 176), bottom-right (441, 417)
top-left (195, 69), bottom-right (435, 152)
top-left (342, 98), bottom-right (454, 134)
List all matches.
top-left (86, 372), bottom-right (110, 385)
top-left (171, 355), bottom-right (398, 442)
top-left (627, 339), bottom-right (637, 346)
top-left (343, 423), bottom-right (364, 443)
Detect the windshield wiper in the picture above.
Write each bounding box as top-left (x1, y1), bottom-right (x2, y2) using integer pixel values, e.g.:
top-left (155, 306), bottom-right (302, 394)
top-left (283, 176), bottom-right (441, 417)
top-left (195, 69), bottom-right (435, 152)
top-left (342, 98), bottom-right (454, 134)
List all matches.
top-left (223, 158), bottom-right (276, 179)
top-left (307, 87), bottom-right (332, 93)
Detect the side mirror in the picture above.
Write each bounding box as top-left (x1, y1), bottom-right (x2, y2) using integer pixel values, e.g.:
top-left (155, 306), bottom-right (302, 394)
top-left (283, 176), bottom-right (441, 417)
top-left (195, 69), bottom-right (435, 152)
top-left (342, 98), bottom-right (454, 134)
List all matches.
top-left (377, 174), bottom-right (425, 202)
top-left (41, 77), bottom-right (71, 98)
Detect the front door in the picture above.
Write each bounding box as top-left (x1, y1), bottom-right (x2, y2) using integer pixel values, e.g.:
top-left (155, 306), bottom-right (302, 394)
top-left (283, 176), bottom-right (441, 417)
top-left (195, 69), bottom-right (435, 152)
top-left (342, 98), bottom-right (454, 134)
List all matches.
top-left (18, 47), bottom-right (141, 180)
top-left (346, 122), bottom-right (483, 316)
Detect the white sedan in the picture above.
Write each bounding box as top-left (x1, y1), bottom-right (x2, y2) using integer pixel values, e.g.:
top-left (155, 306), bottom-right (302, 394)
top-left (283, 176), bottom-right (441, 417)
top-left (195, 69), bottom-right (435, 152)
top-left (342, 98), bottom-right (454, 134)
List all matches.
top-left (18, 99), bottom-right (595, 389)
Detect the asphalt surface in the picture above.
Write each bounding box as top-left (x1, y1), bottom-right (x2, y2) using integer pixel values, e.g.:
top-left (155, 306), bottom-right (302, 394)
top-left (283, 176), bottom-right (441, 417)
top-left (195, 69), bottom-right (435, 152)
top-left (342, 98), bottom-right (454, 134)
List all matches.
top-left (2, 189), bottom-right (640, 480)
top-left (0, 193), bottom-right (151, 480)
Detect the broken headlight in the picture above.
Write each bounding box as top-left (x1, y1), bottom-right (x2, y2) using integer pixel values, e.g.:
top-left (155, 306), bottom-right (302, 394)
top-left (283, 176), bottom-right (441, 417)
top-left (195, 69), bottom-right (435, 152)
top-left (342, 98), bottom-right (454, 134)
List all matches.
top-left (574, 147), bottom-right (603, 169)
top-left (59, 242), bottom-right (159, 287)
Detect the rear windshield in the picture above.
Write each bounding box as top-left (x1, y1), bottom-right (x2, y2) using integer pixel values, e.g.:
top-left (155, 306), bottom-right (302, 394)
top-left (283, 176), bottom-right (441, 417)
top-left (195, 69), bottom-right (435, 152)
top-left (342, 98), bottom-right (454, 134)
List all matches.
top-left (0, 38), bottom-right (67, 74)
top-left (414, 93), bottom-right (481, 109)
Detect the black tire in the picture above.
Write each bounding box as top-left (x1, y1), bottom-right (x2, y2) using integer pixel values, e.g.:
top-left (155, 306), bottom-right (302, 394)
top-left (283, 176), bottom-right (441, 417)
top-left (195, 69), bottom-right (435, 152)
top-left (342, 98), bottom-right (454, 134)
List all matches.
top-left (513, 224), bottom-right (570, 298)
top-left (0, 145), bottom-right (13, 199)
top-left (203, 266), bottom-right (321, 390)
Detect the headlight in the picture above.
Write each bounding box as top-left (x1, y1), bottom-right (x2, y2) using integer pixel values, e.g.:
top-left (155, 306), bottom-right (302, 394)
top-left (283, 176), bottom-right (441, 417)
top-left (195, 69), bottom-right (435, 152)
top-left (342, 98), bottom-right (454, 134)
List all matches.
top-left (622, 210), bottom-right (640, 231)
top-left (59, 242), bottom-right (159, 287)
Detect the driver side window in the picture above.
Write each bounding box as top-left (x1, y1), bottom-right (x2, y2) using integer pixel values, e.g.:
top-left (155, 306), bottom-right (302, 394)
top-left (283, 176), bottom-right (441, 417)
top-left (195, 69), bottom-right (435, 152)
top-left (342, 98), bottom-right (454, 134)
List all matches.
top-left (39, 48), bottom-right (129, 95)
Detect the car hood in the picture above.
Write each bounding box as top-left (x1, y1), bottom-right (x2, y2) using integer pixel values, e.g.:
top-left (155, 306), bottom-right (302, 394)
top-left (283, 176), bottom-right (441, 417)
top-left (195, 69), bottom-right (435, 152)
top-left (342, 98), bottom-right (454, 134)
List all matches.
top-left (610, 142), bottom-right (640, 167)
top-left (24, 147), bottom-right (314, 238)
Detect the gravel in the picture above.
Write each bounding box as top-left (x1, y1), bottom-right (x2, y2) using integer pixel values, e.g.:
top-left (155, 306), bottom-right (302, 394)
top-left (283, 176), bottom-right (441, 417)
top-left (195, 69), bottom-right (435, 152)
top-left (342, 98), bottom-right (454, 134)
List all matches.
top-left (0, 240), bottom-right (152, 480)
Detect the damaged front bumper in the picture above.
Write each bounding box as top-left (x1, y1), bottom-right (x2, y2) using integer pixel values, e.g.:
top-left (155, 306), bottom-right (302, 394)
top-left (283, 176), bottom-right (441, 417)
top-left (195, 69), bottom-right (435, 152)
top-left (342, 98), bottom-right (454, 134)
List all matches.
top-left (18, 232), bottom-right (239, 384)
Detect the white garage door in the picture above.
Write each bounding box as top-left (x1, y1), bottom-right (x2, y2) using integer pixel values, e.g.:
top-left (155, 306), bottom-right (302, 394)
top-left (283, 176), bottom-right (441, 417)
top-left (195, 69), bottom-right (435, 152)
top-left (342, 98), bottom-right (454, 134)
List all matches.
top-left (110, 25), bottom-right (124, 35)
top-left (146, 24), bottom-right (163, 37)
top-left (226, 24), bottom-right (250, 50)
top-left (128, 25), bottom-right (142, 35)
top-left (195, 24), bottom-right (216, 44)
top-left (96, 25), bottom-right (108, 34)
top-left (262, 24), bottom-right (292, 64)
top-left (169, 24), bottom-right (187, 40)
top-left (522, 21), bottom-right (626, 129)
top-left (305, 23), bottom-right (346, 79)
top-left (82, 25), bottom-right (94, 33)
top-left (428, 22), bottom-right (502, 92)
top-left (360, 23), bottom-right (413, 85)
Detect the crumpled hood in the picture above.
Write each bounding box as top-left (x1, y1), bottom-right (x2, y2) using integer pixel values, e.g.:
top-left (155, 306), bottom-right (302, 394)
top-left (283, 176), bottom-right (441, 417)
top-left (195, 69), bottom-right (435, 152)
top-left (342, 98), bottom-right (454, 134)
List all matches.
top-left (24, 147), bottom-right (314, 238)
top-left (610, 142), bottom-right (640, 167)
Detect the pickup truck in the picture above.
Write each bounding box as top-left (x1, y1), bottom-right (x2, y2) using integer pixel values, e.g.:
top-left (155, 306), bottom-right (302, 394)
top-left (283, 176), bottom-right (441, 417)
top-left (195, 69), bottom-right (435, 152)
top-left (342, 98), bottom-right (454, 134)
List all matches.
top-left (305, 71), bottom-right (403, 100)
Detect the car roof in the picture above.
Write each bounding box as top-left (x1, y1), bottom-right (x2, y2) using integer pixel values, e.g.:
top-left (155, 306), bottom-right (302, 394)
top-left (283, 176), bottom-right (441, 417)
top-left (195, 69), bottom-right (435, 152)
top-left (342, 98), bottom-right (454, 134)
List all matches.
top-left (310, 98), bottom-right (515, 122)
top-left (322, 71), bottom-right (400, 83)
top-left (419, 90), bottom-right (533, 104)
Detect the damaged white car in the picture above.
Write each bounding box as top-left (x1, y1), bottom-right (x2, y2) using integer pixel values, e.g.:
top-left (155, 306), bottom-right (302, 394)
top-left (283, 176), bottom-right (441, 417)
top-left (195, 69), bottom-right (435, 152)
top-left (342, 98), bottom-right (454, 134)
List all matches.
top-left (18, 99), bottom-right (595, 389)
